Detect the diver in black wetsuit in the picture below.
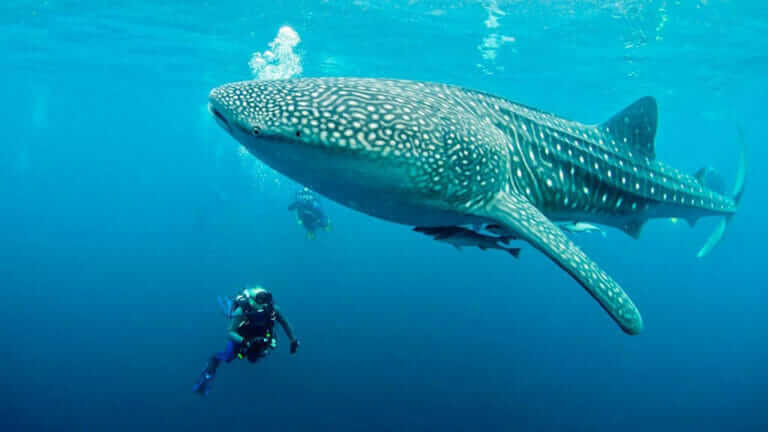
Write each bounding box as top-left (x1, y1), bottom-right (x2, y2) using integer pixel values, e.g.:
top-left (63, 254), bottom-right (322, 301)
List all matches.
top-left (288, 187), bottom-right (331, 239)
top-left (194, 286), bottom-right (299, 396)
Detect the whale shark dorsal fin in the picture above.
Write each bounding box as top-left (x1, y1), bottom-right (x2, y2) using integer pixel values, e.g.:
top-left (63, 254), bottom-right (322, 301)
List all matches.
top-left (600, 96), bottom-right (658, 159)
top-left (483, 192), bottom-right (644, 335)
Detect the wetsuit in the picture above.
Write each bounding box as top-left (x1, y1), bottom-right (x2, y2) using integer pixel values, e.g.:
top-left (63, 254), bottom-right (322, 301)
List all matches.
top-left (194, 292), bottom-right (298, 396)
top-left (288, 189), bottom-right (329, 233)
top-left (216, 304), bottom-right (296, 363)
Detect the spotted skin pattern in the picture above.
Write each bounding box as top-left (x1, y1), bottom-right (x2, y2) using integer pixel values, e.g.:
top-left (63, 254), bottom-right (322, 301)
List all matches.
top-left (209, 78), bottom-right (741, 334)
top-left (489, 192), bottom-right (643, 333)
top-left (210, 79), bottom-right (509, 210)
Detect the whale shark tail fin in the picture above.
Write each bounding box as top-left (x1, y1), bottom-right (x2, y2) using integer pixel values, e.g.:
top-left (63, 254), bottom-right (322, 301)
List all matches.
top-left (696, 127), bottom-right (747, 258)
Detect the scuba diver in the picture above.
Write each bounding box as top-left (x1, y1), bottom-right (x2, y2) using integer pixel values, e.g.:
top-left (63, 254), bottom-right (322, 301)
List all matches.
top-left (288, 187), bottom-right (331, 239)
top-left (193, 286), bottom-right (299, 396)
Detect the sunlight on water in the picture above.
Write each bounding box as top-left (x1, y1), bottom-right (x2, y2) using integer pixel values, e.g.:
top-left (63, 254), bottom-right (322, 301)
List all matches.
top-left (477, 0), bottom-right (516, 75)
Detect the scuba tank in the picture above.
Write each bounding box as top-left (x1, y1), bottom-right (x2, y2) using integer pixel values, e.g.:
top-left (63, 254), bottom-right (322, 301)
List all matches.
top-left (232, 287), bottom-right (277, 359)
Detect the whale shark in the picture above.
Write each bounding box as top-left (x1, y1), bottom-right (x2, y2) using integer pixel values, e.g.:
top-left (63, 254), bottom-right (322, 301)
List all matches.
top-left (208, 78), bottom-right (746, 335)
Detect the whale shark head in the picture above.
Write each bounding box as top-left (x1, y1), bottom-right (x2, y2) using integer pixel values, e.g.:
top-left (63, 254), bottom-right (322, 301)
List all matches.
top-left (208, 80), bottom-right (326, 159)
top-left (209, 79), bottom-right (381, 196)
top-left (208, 78), bottom-right (478, 225)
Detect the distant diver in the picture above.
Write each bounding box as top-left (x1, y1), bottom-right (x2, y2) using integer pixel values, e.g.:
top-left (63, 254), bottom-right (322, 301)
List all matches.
top-left (288, 187), bottom-right (331, 239)
top-left (414, 226), bottom-right (521, 257)
top-left (193, 286), bottom-right (299, 396)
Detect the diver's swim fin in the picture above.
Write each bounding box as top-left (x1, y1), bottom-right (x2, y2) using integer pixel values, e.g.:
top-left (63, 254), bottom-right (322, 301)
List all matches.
top-left (193, 357), bottom-right (219, 396)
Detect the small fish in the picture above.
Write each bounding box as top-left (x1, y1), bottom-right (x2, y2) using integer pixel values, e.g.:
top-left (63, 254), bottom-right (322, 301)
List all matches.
top-left (484, 223), bottom-right (516, 240)
top-left (486, 222), bottom-right (606, 238)
top-left (414, 226), bottom-right (521, 258)
top-left (557, 222), bottom-right (607, 237)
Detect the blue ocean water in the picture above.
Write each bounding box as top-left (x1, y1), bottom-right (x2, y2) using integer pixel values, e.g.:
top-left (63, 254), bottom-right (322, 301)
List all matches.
top-left (1, 1), bottom-right (766, 430)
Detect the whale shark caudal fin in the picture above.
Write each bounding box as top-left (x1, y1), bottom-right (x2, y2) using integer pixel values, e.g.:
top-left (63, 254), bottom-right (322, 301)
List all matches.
top-left (482, 192), bottom-right (644, 335)
top-left (600, 96), bottom-right (658, 159)
top-left (694, 167), bottom-right (728, 195)
top-left (696, 127), bottom-right (747, 258)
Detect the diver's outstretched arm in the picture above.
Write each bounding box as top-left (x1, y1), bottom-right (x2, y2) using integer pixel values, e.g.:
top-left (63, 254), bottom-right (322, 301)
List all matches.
top-left (275, 306), bottom-right (297, 342)
top-left (275, 306), bottom-right (299, 353)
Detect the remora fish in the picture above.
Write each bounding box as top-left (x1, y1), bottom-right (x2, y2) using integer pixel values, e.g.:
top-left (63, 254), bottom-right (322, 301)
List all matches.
top-left (413, 226), bottom-right (521, 257)
top-left (485, 222), bottom-right (609, 238)
top-left (558, 222), bottom-right (607, 237)
top-left (209, 78), bottom-right (746, 334)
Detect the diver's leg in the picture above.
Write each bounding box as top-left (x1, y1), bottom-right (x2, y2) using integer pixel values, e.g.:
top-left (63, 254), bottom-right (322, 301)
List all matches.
top-left (194, 341), bottom-right (238, 396)
top-left (216, 340), bottom-right (240, 364)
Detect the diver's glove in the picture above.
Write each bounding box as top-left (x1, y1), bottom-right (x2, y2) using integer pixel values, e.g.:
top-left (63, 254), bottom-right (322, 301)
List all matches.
top-left (290, 339), bottom-right (299, 354)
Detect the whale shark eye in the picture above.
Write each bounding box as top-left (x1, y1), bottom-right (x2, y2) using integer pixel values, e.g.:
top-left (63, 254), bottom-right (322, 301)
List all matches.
top-left (251, 127), bottom-right (260, 135)
top-left (296, 130), bottom-right (301, 137)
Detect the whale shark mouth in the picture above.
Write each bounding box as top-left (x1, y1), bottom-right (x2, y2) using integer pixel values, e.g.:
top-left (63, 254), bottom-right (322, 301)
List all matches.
top-left (209, 104), bottom-right (230, 132)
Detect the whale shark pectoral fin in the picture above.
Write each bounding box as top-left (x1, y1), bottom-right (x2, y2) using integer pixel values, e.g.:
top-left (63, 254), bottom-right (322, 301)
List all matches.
top-left (484, 192), bottom-right (644, 335)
